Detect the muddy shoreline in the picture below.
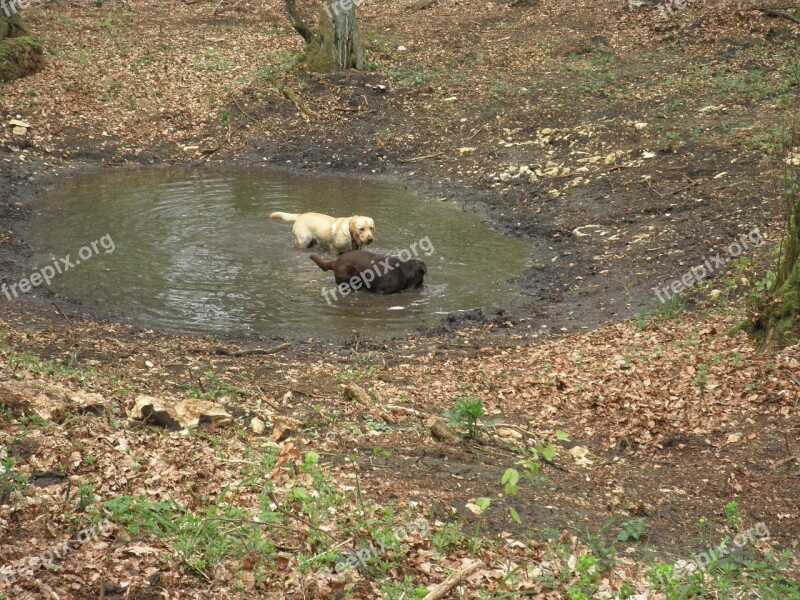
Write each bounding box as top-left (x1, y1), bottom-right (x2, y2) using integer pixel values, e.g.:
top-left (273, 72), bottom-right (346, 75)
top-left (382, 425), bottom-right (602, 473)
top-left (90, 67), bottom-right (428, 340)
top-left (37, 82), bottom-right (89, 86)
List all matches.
top-left (0, 148), bottom-right (641, 349)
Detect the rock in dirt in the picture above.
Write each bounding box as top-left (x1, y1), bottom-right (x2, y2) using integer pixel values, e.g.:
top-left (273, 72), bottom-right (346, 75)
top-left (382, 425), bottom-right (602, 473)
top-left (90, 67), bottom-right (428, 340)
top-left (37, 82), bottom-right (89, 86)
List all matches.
top-left (128, 395), bottom-right (232, 430)
top-left (0, 379), bottom-right (106, 421)
top-left (251, 416), bottom-right (266, 434)
top-left (344, 383), bottom-right (372, 404)
top-left (426, 416), bottom-right (461, 443)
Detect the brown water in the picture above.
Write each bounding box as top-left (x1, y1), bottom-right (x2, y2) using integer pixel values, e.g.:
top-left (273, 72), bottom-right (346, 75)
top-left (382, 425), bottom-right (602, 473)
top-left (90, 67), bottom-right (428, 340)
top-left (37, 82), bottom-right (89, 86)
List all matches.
top-left (28, 167), bottom-right (531, 339)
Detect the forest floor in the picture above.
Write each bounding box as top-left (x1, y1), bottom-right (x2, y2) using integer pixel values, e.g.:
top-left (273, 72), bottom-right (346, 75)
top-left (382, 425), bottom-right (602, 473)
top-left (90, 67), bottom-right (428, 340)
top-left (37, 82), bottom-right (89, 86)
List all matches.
top-left (0, 0), bottom-right (799, 598)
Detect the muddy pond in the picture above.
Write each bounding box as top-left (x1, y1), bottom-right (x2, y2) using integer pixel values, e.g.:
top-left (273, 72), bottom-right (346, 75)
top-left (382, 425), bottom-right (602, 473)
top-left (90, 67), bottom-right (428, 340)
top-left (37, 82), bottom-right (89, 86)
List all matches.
top-left (28, 167), bottom-right (531, 339)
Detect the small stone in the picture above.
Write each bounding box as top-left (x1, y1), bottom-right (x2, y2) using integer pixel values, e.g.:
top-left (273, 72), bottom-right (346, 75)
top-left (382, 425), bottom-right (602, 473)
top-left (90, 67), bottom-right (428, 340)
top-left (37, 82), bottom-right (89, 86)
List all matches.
top-left (251, 417), bottom-right (266, 435)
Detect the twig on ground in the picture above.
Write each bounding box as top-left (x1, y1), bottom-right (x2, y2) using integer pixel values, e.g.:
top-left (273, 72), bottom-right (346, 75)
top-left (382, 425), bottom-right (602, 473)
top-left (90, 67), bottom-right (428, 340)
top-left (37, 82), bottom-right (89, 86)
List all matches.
top-left (423, 560), bottom-right (483, 600)
top-left (756, 7), bottom-right (800, 24)
top-left (188, 342), bottom-right (291, 357)
top-left (52, 302), bottom-right (74, 328)
top-left (399, 152), bottom-right (445, 163)
top-left (386, 404), bottom-right (428, 417)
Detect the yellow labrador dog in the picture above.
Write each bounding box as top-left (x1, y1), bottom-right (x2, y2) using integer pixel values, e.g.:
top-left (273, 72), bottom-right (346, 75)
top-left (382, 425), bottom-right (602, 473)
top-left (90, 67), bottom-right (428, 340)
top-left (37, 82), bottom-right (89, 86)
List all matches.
top-left (269, 211), bottom-right (375, 255)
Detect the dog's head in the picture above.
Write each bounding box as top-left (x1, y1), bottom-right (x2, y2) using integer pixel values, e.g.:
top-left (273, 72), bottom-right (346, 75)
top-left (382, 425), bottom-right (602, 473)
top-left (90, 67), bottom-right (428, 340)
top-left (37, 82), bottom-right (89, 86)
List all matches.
top-left (348, 216), bottom-right (375, 247)
top-left (401, 260), bottom-right (427, 288)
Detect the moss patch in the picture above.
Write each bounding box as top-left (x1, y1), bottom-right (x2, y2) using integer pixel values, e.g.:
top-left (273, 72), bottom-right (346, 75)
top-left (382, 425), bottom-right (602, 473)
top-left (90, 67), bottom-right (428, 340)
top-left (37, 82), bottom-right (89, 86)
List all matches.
top-left (0, 36), bottom-right (43, 82)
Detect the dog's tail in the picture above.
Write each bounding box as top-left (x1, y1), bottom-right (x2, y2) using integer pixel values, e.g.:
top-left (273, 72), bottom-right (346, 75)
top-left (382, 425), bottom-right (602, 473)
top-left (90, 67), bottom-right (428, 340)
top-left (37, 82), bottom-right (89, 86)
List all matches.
top-left (309, 254), bottom-right (335, 271)
top-left (269, 212), bottom-right (297, 222)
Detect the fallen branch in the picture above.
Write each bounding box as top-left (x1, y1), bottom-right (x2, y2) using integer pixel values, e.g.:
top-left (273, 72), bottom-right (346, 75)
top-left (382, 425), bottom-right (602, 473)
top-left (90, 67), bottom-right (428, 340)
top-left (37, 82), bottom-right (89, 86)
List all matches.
top-left (671, 181), bottom-right (701, 196)
top-left (188, 342), bottom-right (292, 357)
top-left (492, 423), bottom-right (534, 438)
top-left (756, 8), bottom-right (800, 24)
top-left (423, 560), bottom-right (483, 600)
top-left (773, 455), bottom-right (799, 469)
top-left (333, 106), bottom-right (375, 113)
top-left (52, 302), bottom-right (74, 329)
top-left (399, 152), bottom-right (445, 163)
top-left (277, 84), bottom-right (315, 120)
top-left (386, 404), bottom-right (428, 418)
top-left (344, 383), bottom-right (396, 424)
top-left (233, 96), bottom-right (260, 123)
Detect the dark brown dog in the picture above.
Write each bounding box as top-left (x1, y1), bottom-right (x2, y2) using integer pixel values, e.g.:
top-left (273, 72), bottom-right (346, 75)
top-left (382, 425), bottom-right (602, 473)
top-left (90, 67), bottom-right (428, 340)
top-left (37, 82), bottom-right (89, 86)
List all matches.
top-left (310, 250), bottom-right (427, 297)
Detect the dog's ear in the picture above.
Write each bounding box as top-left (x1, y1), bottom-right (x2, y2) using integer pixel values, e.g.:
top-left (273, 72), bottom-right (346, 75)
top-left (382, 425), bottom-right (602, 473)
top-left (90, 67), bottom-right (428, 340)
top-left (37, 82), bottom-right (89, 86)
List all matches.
top-left (368, 218), bottom-right (375, 233)
top-left (348, 219), bottom-right (359, 243)
top-left (419, 261), bottom-right (427, 275)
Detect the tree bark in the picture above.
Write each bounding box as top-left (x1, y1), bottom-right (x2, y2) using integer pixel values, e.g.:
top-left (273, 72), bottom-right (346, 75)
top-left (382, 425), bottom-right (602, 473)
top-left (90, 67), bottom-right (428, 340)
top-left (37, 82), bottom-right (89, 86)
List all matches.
top-left (283, 0), bottom-right (364, 71)
top-left (285, 0), bottom-right (314, 43)
top-left (764, 201), bottom-right (800, 342)
top-left (756, 144), bottom-right (800, 343)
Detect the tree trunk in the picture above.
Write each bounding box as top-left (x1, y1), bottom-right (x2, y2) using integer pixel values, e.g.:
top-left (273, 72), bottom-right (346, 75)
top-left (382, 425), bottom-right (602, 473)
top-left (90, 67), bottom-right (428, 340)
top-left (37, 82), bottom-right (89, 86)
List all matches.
top-left (285, 0), bottom-right (314, 43)
top-left (764, 195), bottom-right (800, 342)
top-left (284, 0), bottom-right (364, 71)
top-left (755, 138), bottom-right (800, 344)
top-left (0, 12), bottom-right (43, 82)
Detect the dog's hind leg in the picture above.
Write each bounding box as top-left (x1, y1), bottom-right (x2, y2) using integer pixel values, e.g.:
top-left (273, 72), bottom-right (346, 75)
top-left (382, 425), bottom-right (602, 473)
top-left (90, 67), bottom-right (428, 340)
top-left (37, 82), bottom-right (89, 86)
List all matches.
top-left (292, 224), bottom-right (317, 249)
top-left (294, 237), bottom-right (317, 250)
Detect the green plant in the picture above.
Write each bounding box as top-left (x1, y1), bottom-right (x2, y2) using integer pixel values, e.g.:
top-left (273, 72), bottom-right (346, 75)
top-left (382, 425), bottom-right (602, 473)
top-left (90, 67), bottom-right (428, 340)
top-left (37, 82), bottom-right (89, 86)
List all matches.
top-left (0, 453), bottom-right (28, 503)
top-left (193, 49), bottom-right (236, 71)
top-left (444, 397), bottom-right (485, 440)
top-left (503, 433), bottom-right (569, 495)
top-left (617, 519), bottom-right (649, 543)
top-left (725, 501), bottom-right (742, 531)
top-left (336, 362), bottom-right (381, 383)
top-left (372, 447), bottom-right (391, 459)
top-left (77, 482), bottom-right (96, 512)
top-left (467, 497), bottom-right (491, 555)
top-left (693, 363), bottom-right (708, 391)
top-left (431, 521), bottom-right (463, 555)
top-left (18, 413), bottom-right (50, 428)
